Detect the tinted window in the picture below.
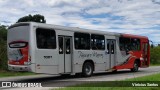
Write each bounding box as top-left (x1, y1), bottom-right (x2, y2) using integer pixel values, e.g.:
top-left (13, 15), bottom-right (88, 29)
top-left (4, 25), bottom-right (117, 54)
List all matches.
top-left (111, 40), bottom-right (115, 54)
top-left (131, 38), bottom-right (140, 50)
top-left (119, 37), bottom-right (131, 51)
top-left (107, 39), bottom-right (115, 54)
top-left (74, 32), bottom-right (90, 50)
top-left (65, 38), bottom-right (71, 54)
top-left (36, 28), bottom-right (56, 49)
top-left (91, 34), bottom-right (105, 50)
top-left (107, 40), bottom-right (110, 54)
top-left (58, 37), bottom-right (63, 54)
top-left (119, 37), bottom-right (140, 51)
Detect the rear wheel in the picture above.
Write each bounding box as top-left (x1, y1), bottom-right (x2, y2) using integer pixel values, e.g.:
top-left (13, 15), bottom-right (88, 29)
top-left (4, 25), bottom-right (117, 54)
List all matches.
top-left (131, 61), bottom-right (139, 72)
top-left (82, 62), bottom-right (93, 77)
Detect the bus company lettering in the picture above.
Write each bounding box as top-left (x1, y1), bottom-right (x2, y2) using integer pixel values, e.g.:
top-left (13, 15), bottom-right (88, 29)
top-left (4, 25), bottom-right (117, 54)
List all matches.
top-left (78, 51), bottom-right (103, 59)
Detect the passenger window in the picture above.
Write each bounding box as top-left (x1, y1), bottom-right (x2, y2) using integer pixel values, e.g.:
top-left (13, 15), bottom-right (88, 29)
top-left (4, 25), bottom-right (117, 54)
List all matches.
top-left (91, 34), bottom-right (105, 50)
top-left (119, 37), bottom-right (140, 52)
top-left (131, 38), bottom-right (140, 50)
top-left (74, 32), bottom-right (90, 50)
top-left (119, 37), bottom-right (131, 52)
top-left (36, 28), bottom-right (56, 49)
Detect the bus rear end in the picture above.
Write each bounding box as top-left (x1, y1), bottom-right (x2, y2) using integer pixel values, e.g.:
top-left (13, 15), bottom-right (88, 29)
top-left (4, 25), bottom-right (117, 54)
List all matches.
top-left (7, 23), bottom-right (31, 71)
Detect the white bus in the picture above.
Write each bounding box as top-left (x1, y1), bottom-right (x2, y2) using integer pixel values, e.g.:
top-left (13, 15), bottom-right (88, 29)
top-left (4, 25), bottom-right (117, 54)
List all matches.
top-left (7, 22), bottom-right (150, 77)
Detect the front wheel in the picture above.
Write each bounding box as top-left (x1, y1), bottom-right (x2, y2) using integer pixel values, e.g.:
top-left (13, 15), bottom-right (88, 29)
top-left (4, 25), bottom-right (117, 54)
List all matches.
top-left (131, 61), bottom-right (139, 72)
top-left (82, 62), bottom-right (93, 77)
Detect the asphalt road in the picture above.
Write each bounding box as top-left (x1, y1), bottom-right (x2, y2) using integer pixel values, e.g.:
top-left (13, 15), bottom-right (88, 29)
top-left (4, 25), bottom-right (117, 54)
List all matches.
top-left (1, 66), bottom-right (160, 90)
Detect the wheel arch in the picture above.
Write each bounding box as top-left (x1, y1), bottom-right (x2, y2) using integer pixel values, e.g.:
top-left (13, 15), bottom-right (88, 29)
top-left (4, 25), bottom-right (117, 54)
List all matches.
top-left (134, 58), bottom-right (141, 67)
top-left (83, 59), bottom-right (95, 71)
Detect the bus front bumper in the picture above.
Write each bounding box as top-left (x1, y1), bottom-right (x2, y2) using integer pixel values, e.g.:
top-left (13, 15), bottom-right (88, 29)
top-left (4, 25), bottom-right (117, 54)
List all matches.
top-left (8, 64), bottom-right (30, 71)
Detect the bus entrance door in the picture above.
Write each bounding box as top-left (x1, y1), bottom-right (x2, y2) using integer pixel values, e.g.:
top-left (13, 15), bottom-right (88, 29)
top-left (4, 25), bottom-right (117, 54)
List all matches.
top-left (142, 42), bottom-right (149, 66)
top-left (58, 36), bottom-right (72, 73)
top-left (107, 39), bottom-right (116, 69)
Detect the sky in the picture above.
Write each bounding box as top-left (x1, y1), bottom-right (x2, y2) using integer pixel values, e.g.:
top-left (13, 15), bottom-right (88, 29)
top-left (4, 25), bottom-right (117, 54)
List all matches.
top-left (0, 0), bottom-right (160, 44)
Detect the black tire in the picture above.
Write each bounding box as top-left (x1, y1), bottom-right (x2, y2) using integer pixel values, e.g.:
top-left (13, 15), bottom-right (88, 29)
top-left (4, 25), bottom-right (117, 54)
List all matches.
top-left (131, 61), bottom-right (139, 72)
top-left (82, 62), bottom-right (93, 77)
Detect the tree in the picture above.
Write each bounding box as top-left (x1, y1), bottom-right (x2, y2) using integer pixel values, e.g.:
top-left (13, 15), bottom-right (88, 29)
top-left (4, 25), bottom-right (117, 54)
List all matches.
top-left (151, 44), bottom-right (154, 48)
top-left (150, 46), bottom-right (160, 64)
top-left (0, 24), bottom-right (7, 70)
top-left (17, 14), bottom-right (46, 23)
top-left (0, 25), bottom-right (7, 42)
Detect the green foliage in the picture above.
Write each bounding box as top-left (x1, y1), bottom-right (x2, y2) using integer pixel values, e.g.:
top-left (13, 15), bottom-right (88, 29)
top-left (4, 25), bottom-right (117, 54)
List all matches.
top-left (56, 73), bottom-right (160, 90)
top-left (17, 14), bottom-right (46, 23)
top-left (57, 87), bottom-right (160, 90)
top-left (0, 25), bottom-right (7, 41)
top-left (0, 25), bottom-right (7, 70)
top-left (0, 70), bottom-right (35, 77)
top-left (150, 46), bottom-right (160, 64)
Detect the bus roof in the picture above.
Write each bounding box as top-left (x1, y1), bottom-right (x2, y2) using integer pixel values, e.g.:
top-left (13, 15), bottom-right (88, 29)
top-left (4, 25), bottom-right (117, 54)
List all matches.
top-left (122, 34), bottom-right (148, 39)
top-left (9, 22), bottom-right (148, 39)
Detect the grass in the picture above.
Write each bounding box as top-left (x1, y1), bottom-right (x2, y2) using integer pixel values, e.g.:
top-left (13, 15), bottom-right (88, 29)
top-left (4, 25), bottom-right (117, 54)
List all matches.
top-left (150, 64), bottom-right (160, 66)
top-left (124, 73), bottom-right (160, 81)
top-left (0, 70), bottom-right (35, 78)
top-left (53, 73), bottom-right (160, 90)
top-left (53, 87), bottom-right (160, 90)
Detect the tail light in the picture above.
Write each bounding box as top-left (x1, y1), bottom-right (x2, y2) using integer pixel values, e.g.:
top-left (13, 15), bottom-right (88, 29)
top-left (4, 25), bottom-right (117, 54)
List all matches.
top-left (24, 55), bottom-right (31, 65)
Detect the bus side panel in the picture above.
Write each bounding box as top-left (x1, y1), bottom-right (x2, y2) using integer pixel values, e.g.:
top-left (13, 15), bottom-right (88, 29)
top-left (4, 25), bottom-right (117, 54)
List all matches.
top-left (34, 48), bottom-right (59, 74)
top-left (33, 28), bottom-right (59, 74)
top-left (73, 50), bottom-right (106, 73)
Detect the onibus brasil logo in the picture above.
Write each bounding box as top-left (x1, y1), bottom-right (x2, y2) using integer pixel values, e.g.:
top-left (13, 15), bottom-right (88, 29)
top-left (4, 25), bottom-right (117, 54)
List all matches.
top-left (1, 82), bottom-right (42, 88)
